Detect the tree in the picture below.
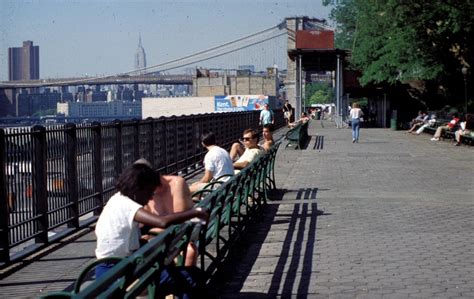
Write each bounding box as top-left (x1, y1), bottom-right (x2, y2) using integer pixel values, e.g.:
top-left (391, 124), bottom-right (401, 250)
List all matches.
top-left (324, 0), bottom-right (474, 108)
top-left (305, 82), bottom-right (335, 105)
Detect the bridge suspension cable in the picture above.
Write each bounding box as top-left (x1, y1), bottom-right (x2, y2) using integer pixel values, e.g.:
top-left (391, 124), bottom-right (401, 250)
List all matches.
top-left (130, 22), bottom-right (288, 74)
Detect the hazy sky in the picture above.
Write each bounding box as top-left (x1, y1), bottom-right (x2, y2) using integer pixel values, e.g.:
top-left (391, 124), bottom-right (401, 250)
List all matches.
top-left (0, 0), bottom-right (332, 81)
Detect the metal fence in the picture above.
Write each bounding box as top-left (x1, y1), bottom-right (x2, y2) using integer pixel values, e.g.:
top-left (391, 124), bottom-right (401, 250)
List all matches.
top-left (0, 110), bottom-right (284, 265)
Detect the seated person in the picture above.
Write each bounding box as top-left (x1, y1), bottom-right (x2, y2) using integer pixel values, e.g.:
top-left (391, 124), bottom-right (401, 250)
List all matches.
top-left (454, 114), bottom-right (474, 146)
top-left (431, 113), bottom-right (460, 141)
top-left (189, 131), bottom-right (234, 194)
top-left (260, 123), bottom-right (275, 152)
top-left (415, 114), bottom-right (437, 135)
top-left (407, 111), bottom-right (428, 133)
top-left (95, 159), bottom-right (208, 297)
top-left (145, 173), bottom-right (198, 266)
top-left (288, 112), bottom-right (310, 128)
top-left (231, 129), bottom-right (264, 174)
top-left (409, 110), bottom-right (425, 127)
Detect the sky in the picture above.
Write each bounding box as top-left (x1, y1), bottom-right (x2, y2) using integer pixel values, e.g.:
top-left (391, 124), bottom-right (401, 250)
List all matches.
top-left (0, 0), bottom-right (332, 81)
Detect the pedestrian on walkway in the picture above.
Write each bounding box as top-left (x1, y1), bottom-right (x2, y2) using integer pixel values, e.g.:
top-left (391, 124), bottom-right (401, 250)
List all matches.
top-left (282, 100), bottom-right (293, 126)
top-left (349, 102), bottom-right (364, 143)
top-left (259, 104), bottom-right (274, 126)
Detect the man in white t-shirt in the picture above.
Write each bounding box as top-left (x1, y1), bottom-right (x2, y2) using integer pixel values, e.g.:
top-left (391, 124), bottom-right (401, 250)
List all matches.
top-left (189, 131), bottom-right (234, 194)
top-left (233, 129), bottom-right (264, 174)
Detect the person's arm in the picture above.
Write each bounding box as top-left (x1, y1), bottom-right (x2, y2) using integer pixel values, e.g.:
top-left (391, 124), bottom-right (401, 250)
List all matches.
top-left (134, 207), bottom-right (208, 228)
top-left (198, 169), bottom-right (213, 184)
top-left (233, 160), bottom-right (249, 170)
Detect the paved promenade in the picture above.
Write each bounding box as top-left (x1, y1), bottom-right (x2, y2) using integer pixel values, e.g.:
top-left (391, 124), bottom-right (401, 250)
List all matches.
top-left (1, 120), bottom-right (473, 298)
top-left (209, 120), bottom-right (474, 298)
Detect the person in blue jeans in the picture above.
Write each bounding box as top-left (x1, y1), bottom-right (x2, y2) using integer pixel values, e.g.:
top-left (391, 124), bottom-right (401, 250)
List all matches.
top-left (349, 102), bottom-right (364, 143)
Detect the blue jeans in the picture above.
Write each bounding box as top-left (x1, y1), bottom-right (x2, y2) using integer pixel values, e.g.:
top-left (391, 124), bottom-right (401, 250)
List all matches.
top-left (351, 118), bottom-right (361, 141)
top-left (95, 264), bottom-right (205, 298)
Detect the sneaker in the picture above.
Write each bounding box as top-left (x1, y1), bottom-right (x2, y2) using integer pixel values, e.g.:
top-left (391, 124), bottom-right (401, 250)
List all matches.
top-left (352, 139), bottom-right (356, 143)
top-left (454, 142), bottom-right (460, 146)
top-left (430, 137), bottom-right (439, 141)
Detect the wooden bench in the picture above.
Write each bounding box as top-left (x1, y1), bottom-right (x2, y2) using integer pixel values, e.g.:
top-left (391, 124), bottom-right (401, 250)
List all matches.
top-left (285, 121), bottom-right (309, 149)
top-left (40, 141), bottom-right (282, 299)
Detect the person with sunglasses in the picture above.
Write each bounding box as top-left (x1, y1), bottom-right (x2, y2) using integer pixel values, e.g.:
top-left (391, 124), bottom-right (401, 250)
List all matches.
top-left (229, 128), bottom-right (264, 174)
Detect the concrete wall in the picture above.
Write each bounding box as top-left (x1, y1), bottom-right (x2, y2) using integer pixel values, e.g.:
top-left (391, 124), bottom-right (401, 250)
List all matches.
top-left (193, 74), bottom-right (277, 97)
top-left (142, 96), bottom-right (215, 118)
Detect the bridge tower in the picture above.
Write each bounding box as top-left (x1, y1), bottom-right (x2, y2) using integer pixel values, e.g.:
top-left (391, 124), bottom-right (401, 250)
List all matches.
top-left (286, 17), bottom-right (345, 124)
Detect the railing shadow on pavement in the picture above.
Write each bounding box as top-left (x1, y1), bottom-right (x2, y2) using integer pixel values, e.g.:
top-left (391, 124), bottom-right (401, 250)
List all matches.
top-left (207, 188), bottom-right (328, 297)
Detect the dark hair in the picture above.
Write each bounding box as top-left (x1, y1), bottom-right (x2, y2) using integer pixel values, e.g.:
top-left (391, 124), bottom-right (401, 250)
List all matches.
top-left (263, 123), bottom-right (274, 132)
top-left (201, 131), bottom-right (216, 146)
top-left (243, 128), bottom-right (259, 140)
top-left (115, 161), bottom-right (160, 204)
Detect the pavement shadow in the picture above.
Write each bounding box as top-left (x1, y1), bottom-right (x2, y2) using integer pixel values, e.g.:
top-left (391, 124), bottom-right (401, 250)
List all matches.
top-left (208, 188), bottom-right (326, 297)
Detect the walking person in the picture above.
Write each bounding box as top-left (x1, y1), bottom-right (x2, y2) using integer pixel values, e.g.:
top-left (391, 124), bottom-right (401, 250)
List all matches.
top-left (349, 102), bottom-right (364, 143)
top-left (259, 104), bottom-right (274, 126)
top-left (282, 100), bottom-right (293, 127)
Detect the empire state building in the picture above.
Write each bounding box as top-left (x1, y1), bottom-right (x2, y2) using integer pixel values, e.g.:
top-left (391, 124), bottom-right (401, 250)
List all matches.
top-left (134, 34), bottom-right (146, 74)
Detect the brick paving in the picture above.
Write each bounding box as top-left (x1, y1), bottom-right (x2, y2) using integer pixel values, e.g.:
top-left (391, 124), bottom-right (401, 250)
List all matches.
top-left (1, 120), bottom-right (473, 298)
top-left (209, 120), bottom-right (474, 298)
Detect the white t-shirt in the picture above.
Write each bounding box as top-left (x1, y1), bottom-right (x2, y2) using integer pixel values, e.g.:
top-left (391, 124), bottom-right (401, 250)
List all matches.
top-left (205, 146), bottom-right (234, 180)
top-left (234, 147), bottom-right (264, 174)
top-left (349, 108), bottom-right (363, 119)
top-left (95, 192), bottom-right (142, 259)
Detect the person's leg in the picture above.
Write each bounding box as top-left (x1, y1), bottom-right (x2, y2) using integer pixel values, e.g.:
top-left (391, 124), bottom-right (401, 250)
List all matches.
top-left (95, 263), bottom-right (115, 279)
top-left (433, 126), bottom-right (446, 138)
top-left (184, 242), bottom-right (198, 267)
top-left (351, 119), bottom-right (356, 142)
top-left (455, 130), bottom-right (461, 144)
top-left (157, 267), bottom-right (206, 299)
top-left (354, 120), bottom-right (360, 142)
top-left (351, 119), bottom-right (360, 142)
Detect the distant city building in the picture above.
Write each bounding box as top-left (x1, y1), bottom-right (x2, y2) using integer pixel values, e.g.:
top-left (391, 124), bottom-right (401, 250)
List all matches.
top-left (57, 101), bottom-right (141, 118)
top-left (8, 41), bottom-right (40, 81)
top-left (238, 65), bottom-right (255, 72)
top-left (16, 89), bottom-right (61, 116)
top-left (134, 34), bottom-right (147, 74)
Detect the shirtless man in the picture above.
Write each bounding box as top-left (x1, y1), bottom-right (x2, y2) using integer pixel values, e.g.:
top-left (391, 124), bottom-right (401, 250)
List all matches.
top-left (261, 123), bottom-right (275, 152)
top-left (145, 174), bottom-right (197, 266)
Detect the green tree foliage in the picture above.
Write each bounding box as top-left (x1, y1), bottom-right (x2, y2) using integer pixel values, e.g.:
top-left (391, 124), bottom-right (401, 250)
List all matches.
top-left (305, 82), bottom-right (335, 105)
top-left (324, 0), bottom-right (473, 101)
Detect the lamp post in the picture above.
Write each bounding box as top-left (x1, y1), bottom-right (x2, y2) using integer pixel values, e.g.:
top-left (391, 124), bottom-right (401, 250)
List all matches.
top-left (461, 66), bottom-right (468, 113)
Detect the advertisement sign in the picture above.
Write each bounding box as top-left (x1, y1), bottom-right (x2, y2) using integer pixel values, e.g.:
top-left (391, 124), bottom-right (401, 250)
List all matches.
top-left (214, 95), bottom-right (268, 112)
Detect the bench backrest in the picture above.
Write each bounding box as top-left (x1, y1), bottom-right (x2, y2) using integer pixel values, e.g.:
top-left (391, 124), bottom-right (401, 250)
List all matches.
top-left (40, 141), bottom-right (282, 298)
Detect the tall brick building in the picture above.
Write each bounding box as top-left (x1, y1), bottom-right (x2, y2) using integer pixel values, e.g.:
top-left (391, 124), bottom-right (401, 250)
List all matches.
top-left (8, 40), bottom-right (40, 81)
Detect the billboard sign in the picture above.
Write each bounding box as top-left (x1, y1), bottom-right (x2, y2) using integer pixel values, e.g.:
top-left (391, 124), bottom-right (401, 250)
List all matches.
top-left (214, 95), bottom-right (268, 112)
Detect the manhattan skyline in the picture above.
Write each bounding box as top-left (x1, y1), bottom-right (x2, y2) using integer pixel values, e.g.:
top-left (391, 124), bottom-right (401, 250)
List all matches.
top-left (0, 0), bottom-right (331, 82)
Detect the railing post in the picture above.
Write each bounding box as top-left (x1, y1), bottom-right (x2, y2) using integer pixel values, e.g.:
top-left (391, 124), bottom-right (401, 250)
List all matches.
top-left (32, 125), bottom-right (48, 244)
top-left (64, 123), bottom-right (79, 228)
top-left (114, 120), bottom-right (123, 176)
top-left (133, 119), bottom-right (140, 161)
top-left (149, 118), bottom-right (155, 166)
top-left (92, 122), bottom-right (103, 215)
top-left (0, 129), bottom-right (10, 263)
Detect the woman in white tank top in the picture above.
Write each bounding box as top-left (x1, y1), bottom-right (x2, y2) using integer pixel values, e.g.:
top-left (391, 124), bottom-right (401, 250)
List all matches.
top-left (349, 102), bottom-right (364, 143)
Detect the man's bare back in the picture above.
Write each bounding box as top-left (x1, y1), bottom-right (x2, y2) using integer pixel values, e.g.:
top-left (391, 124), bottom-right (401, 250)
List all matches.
top-left (146, 175), bottom-right (194, 216)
